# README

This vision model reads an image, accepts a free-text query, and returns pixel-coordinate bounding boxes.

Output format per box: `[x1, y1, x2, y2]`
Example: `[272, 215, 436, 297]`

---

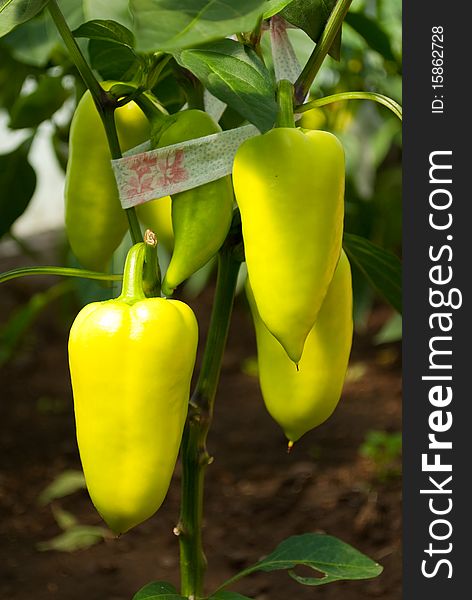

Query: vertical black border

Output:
[404, 2, 471, 597]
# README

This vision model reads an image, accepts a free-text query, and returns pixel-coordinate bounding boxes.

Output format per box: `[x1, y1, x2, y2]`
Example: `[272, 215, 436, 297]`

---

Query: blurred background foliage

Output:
[0, 0, 402, 363]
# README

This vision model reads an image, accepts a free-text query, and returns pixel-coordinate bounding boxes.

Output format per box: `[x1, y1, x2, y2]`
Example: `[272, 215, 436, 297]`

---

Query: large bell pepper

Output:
[68, 242, 198, 534]
[247, 251, 353, 443]
[233, 128, 345, 363]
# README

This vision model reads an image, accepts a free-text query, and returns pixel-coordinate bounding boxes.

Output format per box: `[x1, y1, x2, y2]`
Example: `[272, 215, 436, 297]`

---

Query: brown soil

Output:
[0, 237, 401, 600]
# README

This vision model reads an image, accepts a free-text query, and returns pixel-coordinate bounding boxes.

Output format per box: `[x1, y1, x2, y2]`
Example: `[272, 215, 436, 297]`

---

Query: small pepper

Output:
[150, 109, 234, 296]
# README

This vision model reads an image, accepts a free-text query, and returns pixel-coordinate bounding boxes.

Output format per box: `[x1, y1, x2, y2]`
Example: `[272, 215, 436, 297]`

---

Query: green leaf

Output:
[281, 0, 341, 60]
[9, 75, 69, 129]
[345, 12, 396, 62]
[215, 534, 382, 590]
[264, 0, 295, 18]
[175, 39, 277, 132]
[88, 39, 141, 81]
[73, 19, 135, 48]
[343, 233, 402, 314]
[0, 139, 36, 238]
[2, 11, 58, 65]
[0, 0, 48, 37]
[37, 525, 109, 552]
[374, 312, 402, 345]
[0, 47, 29, 111]
[51, 506, 79, 530]
[132, 581, 186, 600]
[210, 593, 254, 600]
[2, 0, 85, 66]
[130, 0, 267, 52]
[38, 470, 86, 506]
[82, 0, 132, 28]
[74, 19, 140, 80]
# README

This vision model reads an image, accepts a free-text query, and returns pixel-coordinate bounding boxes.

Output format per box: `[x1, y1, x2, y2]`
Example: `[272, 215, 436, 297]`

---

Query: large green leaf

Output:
[130, 0, 267, 52]
[132, 581, 186, 600]
[343, 233, 402, 314]
[345, 11, 396, 62]
[73, 19, 140, 80]
[214, 534, 383, 591]
[0, 47, 29, 111]
[9, 75, 69, 129]
[281, 0, 341, 60]
[73, 19, 135, 48]
[175, 39, 277, 132]
[88, 39, 141, 81]
[264, 0, 295, 18]
[2, 0, 85, 66]
[0, 0, 48, 37]
[82, 0, 132, 28]
[0, 139, 36, 238]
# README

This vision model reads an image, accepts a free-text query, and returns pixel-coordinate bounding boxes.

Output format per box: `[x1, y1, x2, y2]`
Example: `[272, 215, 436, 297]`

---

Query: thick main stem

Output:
[47, 0, 142, 245]
[99, 100, 142, 245]
[47, 0, 103, 100]
[179, 247, 241, 599]
[294, 0, 353, 103]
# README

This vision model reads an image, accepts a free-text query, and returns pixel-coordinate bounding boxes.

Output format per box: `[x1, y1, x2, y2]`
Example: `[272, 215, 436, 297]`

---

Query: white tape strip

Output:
[270, 16, 302, 84]
[204, 89, 227, 123]
[112, 124, 260, 208]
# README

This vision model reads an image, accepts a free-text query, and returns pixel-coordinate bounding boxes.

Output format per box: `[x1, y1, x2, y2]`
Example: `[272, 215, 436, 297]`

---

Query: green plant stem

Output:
[118, 243, 146, 302]
[178, 246, 241, 599]
[294, 0, 353, 103]
[134, 92, 170, 128]
[47, 0, 142, 245]
[275, 80, 295, 128]
[296, 92, 403, 121]
[0, 267, 122, 285]
[47, 0, 103, 101]
[98, 101, 142, 245]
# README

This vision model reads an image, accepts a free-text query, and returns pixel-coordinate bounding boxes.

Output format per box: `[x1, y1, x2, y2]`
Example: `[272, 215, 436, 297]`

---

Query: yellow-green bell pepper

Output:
[234, 128, 345, 363]
[247, 251, 353, 443]
[68, 242, 198, 534]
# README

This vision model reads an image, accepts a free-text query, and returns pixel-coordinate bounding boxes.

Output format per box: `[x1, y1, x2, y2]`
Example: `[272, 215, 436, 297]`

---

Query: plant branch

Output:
[47, 0, 103, 102]
[296, 92, 403, 121]
[178, 241, 241, 599]
[0, 266, 122, 285]
[47, 0, 142, 244]
[294, 0, 353, 103]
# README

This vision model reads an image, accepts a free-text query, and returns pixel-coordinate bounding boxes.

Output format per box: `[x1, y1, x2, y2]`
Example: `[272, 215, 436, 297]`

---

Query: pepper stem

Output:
[143, 229, 161, 298]
[118, 243, 147, 303]
[275, 80, 296, 128]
